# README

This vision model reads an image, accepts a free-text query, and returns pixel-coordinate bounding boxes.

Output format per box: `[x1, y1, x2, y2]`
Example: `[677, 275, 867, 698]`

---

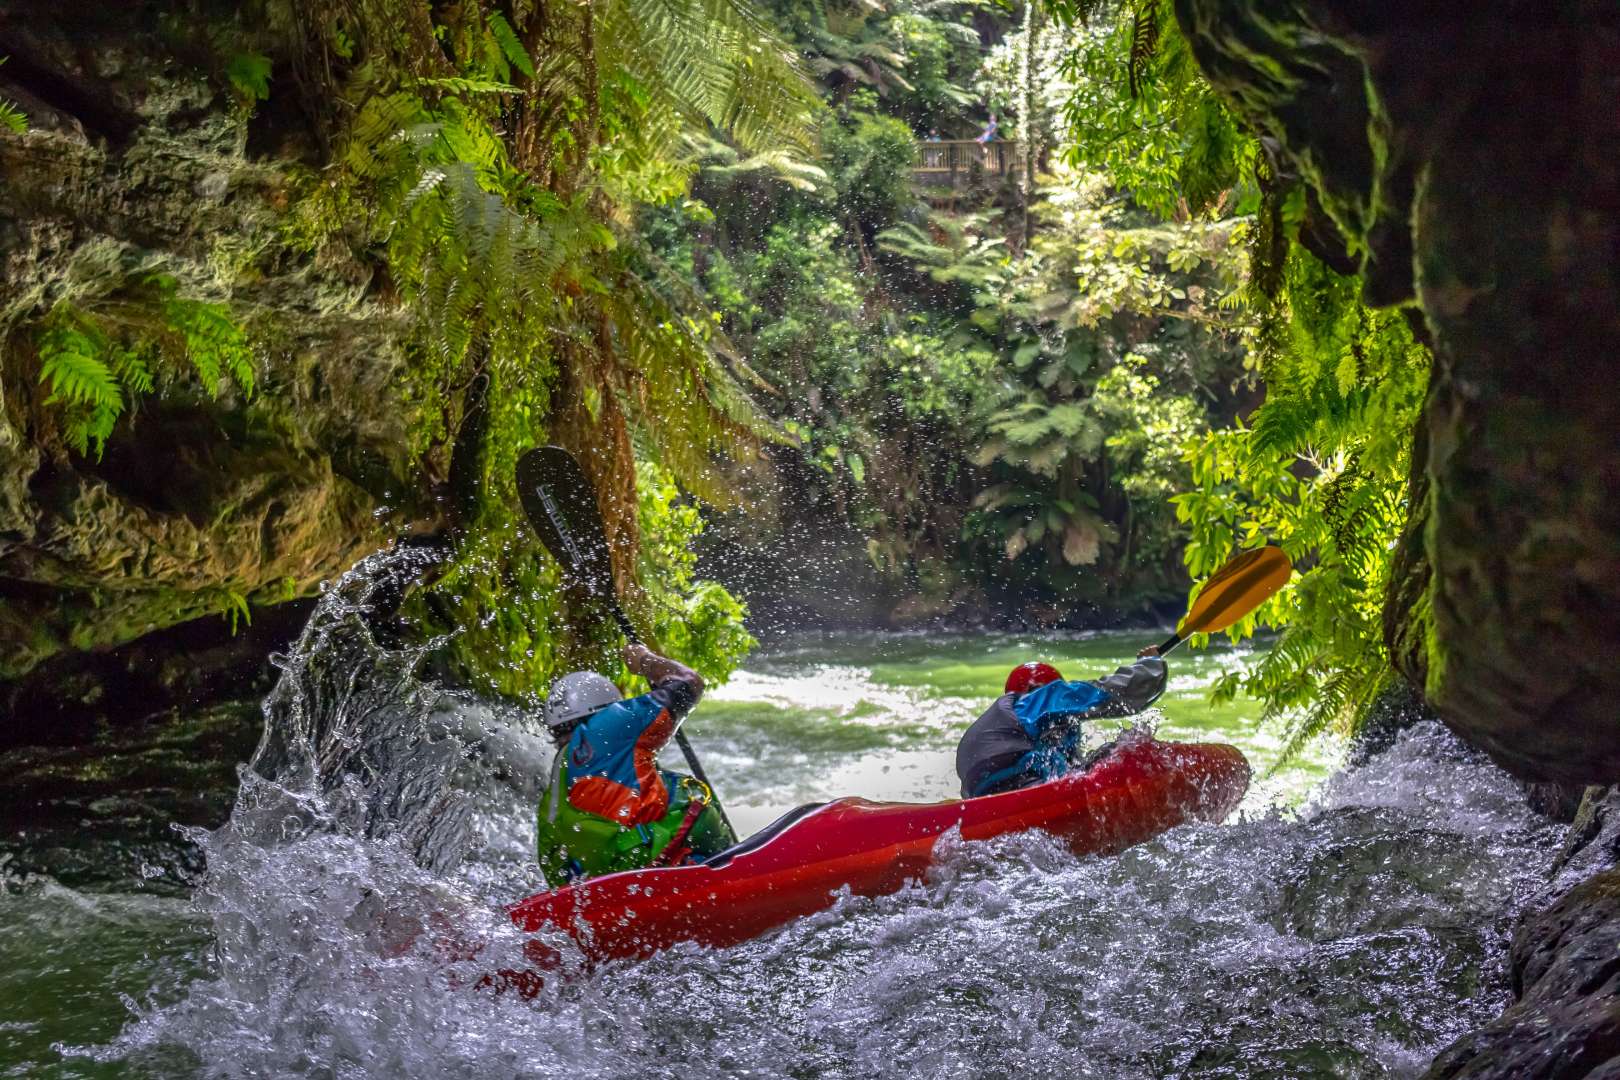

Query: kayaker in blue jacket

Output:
[534, 644, 734, 884]
[955, 647, 1168, 798]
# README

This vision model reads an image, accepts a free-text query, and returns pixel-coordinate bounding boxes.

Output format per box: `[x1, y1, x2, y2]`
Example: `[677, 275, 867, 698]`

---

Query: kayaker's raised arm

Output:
[625, 643, 705, 706]
[1091, 655, 1167, 716]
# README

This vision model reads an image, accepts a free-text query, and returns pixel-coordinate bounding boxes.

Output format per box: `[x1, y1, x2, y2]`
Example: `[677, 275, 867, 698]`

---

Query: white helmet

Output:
[543, 671, 621, 733]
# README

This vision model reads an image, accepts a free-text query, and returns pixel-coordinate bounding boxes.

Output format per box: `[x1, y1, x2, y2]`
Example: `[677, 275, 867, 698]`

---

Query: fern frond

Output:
[1128, 1, 1161, 98]
[486, 13, 536, 80]
[114, 344, 156, 396]
[39, 332, 121, 411]
[0, 98, 25, 134]
[415, 75, 520, 96]
[0, 57, 25, 133]
[160, 296, 256, 398]
[596, 0, 819, 156]
[37, 310, 124, 458]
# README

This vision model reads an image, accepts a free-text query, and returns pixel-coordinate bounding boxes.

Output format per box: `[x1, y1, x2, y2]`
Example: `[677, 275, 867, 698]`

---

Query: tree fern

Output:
[270, 0, 825, 690]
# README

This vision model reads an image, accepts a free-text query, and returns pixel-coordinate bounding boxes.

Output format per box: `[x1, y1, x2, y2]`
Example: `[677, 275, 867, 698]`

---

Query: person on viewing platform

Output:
[955, 647, 1167, 798]
[534, 643, 734, 884]
[976, 114, 998, 144]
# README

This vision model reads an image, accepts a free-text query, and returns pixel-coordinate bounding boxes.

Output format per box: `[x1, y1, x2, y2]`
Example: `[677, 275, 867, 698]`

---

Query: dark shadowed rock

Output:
[1548, 787, 1620, 895]
[1420, 787, 1620, 1079]
[1422, 866, 1620, 1080]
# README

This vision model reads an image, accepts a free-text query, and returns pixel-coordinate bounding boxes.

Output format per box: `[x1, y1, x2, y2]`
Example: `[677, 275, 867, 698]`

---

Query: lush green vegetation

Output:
[244, 0, 819, 694]
[10, 0, 1427, 749]
[1042, 2, 1429, 752]
[644, 0, 1427, 751]
[646, 0, 1251, 619]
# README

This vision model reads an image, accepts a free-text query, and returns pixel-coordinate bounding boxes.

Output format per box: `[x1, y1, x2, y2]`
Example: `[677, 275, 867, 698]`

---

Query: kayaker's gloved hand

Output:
[1137, 645, 1161, 658]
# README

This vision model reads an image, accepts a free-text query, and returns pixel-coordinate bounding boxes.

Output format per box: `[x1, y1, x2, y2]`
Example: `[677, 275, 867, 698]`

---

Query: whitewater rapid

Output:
[38, 552, 1561, 1078]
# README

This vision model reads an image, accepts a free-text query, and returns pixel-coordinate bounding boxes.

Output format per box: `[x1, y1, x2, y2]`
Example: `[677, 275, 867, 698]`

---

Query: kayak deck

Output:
[503, 737, 1250, 967]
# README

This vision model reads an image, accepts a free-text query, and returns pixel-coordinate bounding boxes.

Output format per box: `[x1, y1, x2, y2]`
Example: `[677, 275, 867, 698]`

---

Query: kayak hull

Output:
[506, 737, 1249, 965]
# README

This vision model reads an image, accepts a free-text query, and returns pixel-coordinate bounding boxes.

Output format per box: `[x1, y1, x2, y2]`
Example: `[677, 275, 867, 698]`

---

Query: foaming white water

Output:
[64, 555, 1563, 1078]
[709, 665, 979, 732]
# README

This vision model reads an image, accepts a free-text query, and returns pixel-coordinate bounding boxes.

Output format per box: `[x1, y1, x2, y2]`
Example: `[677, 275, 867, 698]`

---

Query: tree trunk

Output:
[1019, 0, 1040, 251]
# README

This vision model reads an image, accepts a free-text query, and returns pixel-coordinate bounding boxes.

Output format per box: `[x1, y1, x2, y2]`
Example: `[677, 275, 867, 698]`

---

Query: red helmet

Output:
[1005, 662, 1063, 695]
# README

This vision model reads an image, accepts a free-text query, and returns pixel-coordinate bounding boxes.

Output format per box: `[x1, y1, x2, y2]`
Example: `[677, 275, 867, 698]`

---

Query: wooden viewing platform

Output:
[914, 139, 1018, 188]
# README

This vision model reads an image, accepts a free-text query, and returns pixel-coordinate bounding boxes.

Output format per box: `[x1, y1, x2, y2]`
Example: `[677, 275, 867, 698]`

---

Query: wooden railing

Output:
[914, 139, 1019, 187]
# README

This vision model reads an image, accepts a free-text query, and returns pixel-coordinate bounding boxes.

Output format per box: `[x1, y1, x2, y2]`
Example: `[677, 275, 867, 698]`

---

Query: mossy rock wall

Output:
[1175, 0, 1620, 785]
[0, 4, 445, 705]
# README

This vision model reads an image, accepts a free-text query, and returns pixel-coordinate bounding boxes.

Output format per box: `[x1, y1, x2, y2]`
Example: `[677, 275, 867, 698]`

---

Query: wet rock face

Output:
[0, 4, 442, 694]
[1423, 865, 1620, 1079]
[1175, 1, 1620, 783]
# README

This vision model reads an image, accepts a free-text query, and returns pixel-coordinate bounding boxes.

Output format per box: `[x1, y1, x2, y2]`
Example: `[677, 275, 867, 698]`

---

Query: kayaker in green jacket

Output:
[534, 644, 735, 885]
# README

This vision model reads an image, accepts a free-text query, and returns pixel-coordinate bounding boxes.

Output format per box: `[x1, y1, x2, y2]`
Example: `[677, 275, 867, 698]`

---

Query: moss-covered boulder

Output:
[1174, 1, 1620, 784]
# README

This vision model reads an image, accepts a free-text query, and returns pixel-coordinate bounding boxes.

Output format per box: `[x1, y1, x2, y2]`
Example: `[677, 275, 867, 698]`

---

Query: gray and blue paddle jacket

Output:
[954, 658, 1168, 799]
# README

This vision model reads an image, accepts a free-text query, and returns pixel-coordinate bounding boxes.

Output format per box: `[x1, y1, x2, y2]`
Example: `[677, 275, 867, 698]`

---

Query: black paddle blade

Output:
[515, 446, 616, 599]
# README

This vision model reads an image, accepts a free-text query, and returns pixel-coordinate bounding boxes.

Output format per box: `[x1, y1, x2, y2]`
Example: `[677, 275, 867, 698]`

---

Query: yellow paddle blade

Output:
[1179, 545, 1293, 636]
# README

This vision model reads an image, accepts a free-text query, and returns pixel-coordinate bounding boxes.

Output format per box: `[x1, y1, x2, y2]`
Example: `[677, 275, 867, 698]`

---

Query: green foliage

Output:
[773, 0, 985, 132]
[820, 105, 918, 233]
[634, 461, 757, 686]
[972, 12, 1070, 151]
[971, 480, 1116, 566]
[1054, 185, 1246, 327]
[485, 13, 535, 80]
[888, 9, 979, 120]
[37, 308, 126, 458]
[281, 0, 813, 693]
[35, 289, 255, 458]
[225, 52, 272, 104]
[1033, 0, 1434, 752]
[0, 57, 27, 133]
[215, 588, 253, 634]
[1051, 6, 1254, 218]
[415, 461, 755, 700]
[152, 277, 258, 397]
[307, 0, 814, 483]
[659, 142, 1240, 606]
[1173, 245, 1429, 759]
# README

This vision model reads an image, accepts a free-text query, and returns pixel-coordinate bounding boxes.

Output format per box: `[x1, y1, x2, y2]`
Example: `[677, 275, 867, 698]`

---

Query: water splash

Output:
[55, 559, 1563, 1077]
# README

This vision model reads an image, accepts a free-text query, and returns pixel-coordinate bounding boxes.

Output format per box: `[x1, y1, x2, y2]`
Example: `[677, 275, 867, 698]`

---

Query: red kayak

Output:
[503, 737, 1249, 969]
